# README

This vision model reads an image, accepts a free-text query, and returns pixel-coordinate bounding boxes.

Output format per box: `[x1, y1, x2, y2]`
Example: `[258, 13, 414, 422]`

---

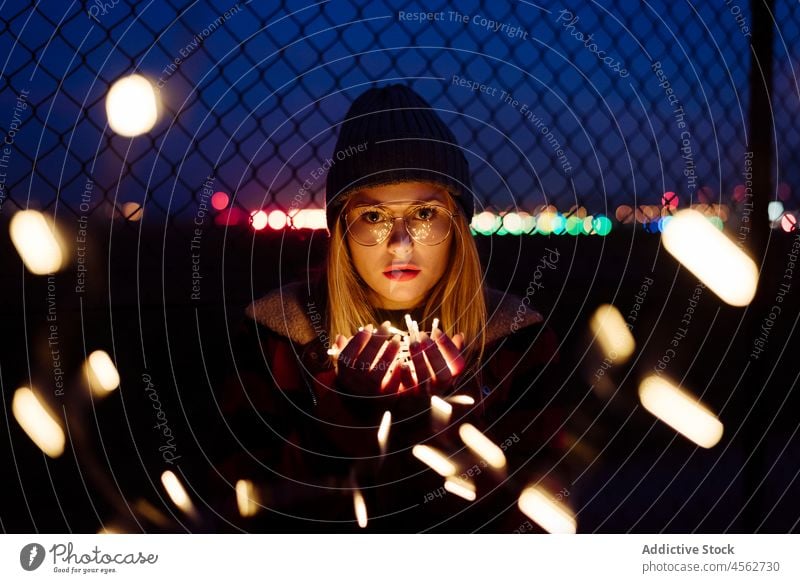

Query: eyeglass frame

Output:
[342, 200, 458, 247]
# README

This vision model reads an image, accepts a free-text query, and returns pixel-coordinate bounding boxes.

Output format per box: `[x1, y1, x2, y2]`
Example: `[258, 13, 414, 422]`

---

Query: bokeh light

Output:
[781, 213, 797, 232]
[12, 387, 65, 458]
[638, 376, 724, 448]
[9, 210, 65, 275]
[211, 192, 230, 210]
[592, 215, 612, 236]
[106, 75, 158, 137]
[661, 191, 679, 209]
[662, 209, 758, 306]
[268, 210, 287, 230]
[121, 202, 143, 221]
[250, 210, 268, 231]
[768, 201, 784, 222]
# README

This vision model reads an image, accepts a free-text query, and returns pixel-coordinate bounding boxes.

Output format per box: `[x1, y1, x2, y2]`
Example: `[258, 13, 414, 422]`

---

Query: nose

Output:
[386, 217, 413, 254]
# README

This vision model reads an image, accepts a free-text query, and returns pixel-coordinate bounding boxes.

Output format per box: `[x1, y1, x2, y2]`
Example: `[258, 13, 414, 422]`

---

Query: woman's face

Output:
[344, 182, 453, 310]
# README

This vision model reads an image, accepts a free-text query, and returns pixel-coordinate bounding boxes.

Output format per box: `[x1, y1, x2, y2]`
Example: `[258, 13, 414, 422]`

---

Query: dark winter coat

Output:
[211, 282, 562, 531]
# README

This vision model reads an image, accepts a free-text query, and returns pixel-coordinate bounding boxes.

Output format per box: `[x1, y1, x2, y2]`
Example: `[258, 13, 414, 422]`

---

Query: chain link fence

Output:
[1, 0, 795, 235]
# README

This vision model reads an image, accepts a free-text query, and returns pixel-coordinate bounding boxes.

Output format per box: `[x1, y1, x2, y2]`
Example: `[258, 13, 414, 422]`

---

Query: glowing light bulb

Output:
[12, 387, 65, 458]
[458, 423, 506, 469]
[235, 479, 259, 517]
[106, 75, 158, 137]
[86, 350, 120, 394]
[161, 471, 196, 516]
[589, 304, 635, 361]
[518, 485, 577, 534]
[638, 375, 724, 448]
[9, 210, 65, 275]
[662, 209, 758, 306]
[445, 476, 476, 501]
[377, 410, 391, 454]
[353, 489, 368, 528]
[412, 444, 457, 477]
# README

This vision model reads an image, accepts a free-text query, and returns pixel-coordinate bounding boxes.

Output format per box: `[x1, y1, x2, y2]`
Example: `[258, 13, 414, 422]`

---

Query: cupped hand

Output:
[333, 324, 466, 396]
[407, 328, 465, 395]
[333, 322, 402, 396]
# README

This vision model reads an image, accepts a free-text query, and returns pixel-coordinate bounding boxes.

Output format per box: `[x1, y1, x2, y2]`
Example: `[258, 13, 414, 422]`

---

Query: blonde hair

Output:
[325, 187, 487, 368]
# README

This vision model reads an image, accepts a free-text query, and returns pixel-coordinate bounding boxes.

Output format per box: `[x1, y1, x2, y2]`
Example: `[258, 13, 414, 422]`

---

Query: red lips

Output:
[383, 263, 421, 282]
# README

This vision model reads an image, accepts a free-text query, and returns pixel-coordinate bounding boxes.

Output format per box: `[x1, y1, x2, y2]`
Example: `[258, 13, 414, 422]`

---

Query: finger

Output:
[357, 325, 391, 369]
[380, 359, 403, 393]
[409, 339, 432, 389]
[338, 327, 372, 365]
[422, 335, 452, 387]
[399, 362, 416, 392]
[432, 329, 466, 375]
[374, 335, 401, 373]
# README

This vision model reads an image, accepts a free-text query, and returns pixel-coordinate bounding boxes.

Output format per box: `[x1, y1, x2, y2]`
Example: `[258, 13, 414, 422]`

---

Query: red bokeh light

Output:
[781, 213, 797, 233]
[211, 191, 229, 210]
[661, 191, 679, 209]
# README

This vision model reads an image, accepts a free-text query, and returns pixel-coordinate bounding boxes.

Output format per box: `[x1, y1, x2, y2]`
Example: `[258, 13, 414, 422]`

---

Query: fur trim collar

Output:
[246, 281, 542, 346]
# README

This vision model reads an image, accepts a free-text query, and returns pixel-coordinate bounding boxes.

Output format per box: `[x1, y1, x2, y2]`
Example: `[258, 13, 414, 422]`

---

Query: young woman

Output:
[211, 84, 561, 531]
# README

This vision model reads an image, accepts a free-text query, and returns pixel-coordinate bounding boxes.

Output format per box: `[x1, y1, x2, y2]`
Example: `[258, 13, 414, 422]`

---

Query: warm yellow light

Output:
[458, 423, 506, 469]
[430, 395, 453, 424]
[638, 375, 724, 448]
[589, 304, 636, 361]
[444, 476, 476, 501]
[447, 394, 475, 406]
[377, 410, 391, 454]
[353, 489, 368, 528]
[86, 350, 120, 394]
[412, 444, 457, 477]
[12, 387, 65, 458]
[9, 210, 64, 275]
[120, 202, 143, 221]
[518, 485, 577, 534]
[235, 479, 259, 517]
[106, 75, 158, 137]
[662, 209, 758, 306]
[161, 471, 196, 516]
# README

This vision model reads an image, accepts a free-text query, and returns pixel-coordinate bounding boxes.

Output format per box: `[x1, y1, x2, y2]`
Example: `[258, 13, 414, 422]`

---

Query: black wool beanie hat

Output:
[325, 84, 474, 231]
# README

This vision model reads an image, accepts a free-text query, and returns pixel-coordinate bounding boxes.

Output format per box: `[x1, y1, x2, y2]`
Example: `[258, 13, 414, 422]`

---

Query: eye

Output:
[362, 210, 384, 224]
[413, 205, 438, 221]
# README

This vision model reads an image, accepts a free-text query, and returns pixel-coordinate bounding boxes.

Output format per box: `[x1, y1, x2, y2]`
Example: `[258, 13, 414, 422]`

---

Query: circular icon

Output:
[20, 543, 46, 571]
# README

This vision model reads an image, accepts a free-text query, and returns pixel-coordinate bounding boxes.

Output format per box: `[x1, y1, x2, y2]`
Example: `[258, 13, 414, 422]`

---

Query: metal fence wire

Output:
[0, 0, 797, 235]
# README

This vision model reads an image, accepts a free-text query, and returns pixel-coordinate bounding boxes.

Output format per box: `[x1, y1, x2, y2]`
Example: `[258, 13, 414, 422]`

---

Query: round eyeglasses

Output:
[344, 202, 456, 246]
